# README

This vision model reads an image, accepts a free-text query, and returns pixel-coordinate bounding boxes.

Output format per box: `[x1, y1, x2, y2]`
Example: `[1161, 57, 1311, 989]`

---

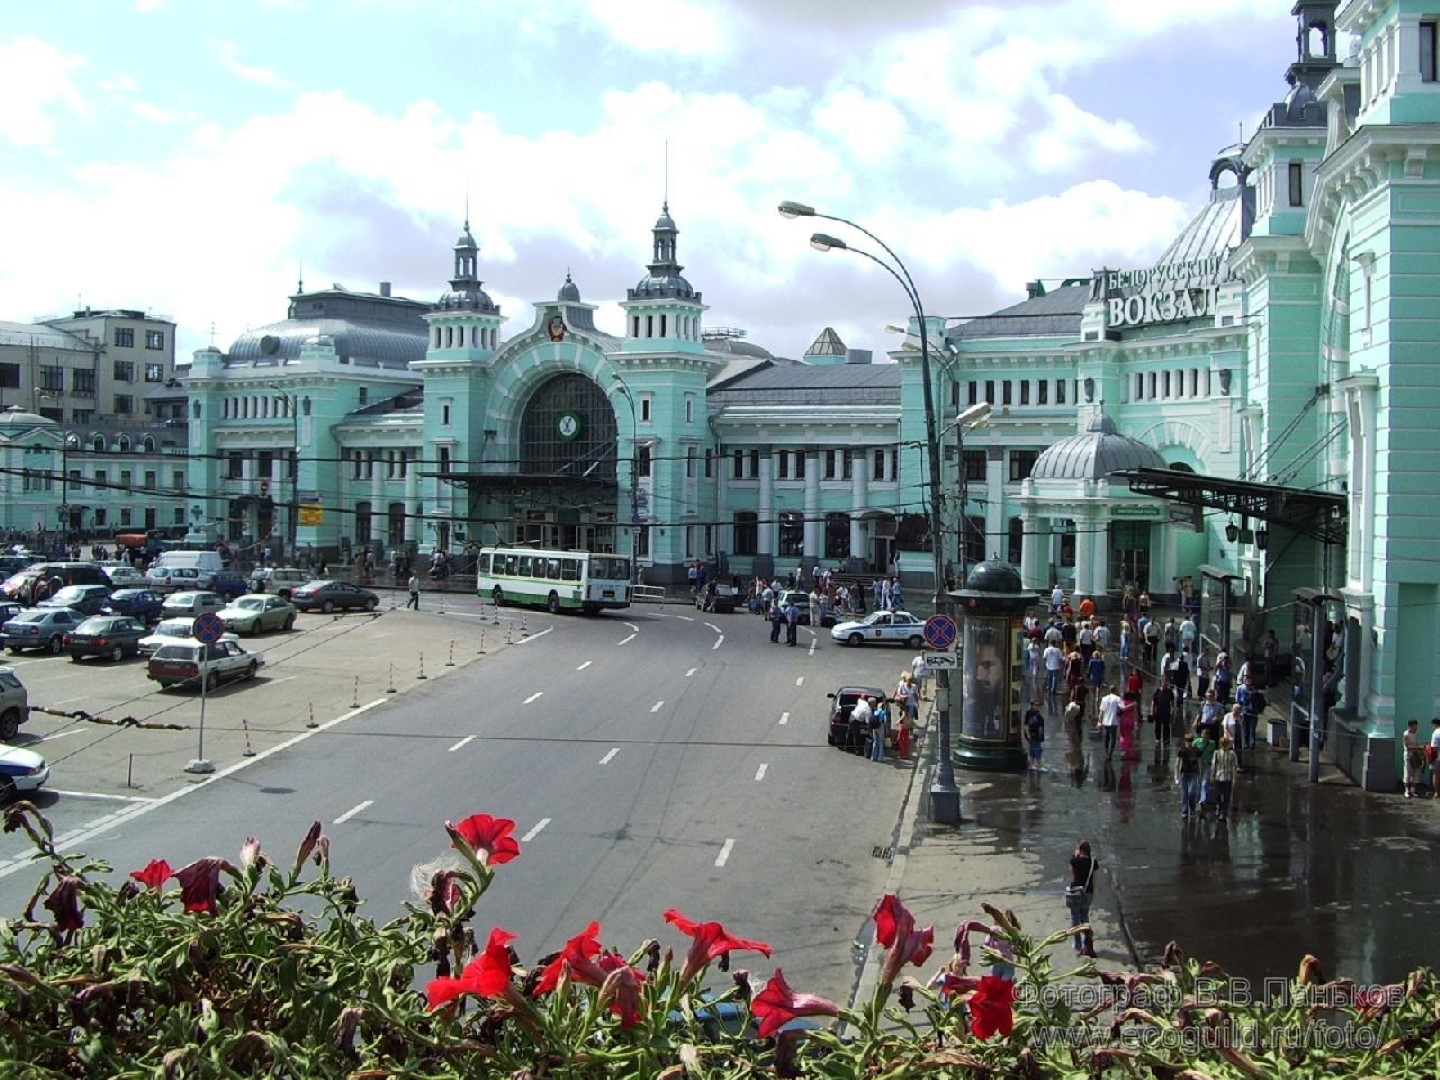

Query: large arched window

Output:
[519, 374, 618, 480]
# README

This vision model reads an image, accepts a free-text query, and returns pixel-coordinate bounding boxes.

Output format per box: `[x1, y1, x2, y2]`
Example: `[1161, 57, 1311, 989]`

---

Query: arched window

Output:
[518, 373, 619, 481]
[116, 434, 131, 452]
[91, 434, 105, 453]
[143, 435, 156, 452]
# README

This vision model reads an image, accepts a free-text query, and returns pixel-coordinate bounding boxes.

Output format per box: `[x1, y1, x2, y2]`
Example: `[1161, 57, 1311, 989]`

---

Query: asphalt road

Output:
[0, 598, 917, 1004]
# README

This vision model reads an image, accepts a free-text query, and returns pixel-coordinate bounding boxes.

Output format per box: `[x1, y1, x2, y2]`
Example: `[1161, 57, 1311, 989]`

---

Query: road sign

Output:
[924, 651, 958, 670]
[299, 505, 324, 526]
[192, 612, 225, 645]
[923, 614, 958, 650]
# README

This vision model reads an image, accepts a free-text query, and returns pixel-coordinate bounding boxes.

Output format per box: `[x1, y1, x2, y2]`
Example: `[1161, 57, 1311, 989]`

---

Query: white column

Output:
[1019, 509, 1042, 590]
[984, 450, 1003, 563]
[370, 464, 383, 548]
[803, 452, 819, 560]
[715, 448, 729, 556]
[404, 451, 419, 546]
[758, 450, 775, 558]
[849, 457, 867, 561]
[1092, 514, 1111, 596]
[1073, 504, 1095, 598]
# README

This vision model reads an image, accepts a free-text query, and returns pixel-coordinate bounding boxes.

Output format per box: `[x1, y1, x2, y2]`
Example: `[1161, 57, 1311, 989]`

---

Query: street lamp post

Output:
[267, 384, 299, 562]
[610, 374, 640, 580]
[779, 200, 962, 825]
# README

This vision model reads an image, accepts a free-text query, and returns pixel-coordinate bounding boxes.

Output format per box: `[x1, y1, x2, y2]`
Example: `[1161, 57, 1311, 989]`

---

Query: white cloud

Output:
[584, 0, 733, 56]
[98, 72, 139, 93]
[210, 39, 293, 90]
[1027, 94, 1148, 173]
[0, 37, 87, 147]
[812, 86, 909, 166]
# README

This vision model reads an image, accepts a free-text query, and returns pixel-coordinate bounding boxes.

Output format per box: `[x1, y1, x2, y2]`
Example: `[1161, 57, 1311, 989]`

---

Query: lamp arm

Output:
[816, 212, 925, 324]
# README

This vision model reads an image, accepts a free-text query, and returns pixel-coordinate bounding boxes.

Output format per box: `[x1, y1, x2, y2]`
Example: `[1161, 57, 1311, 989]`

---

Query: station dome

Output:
[1031, 412, 1166, 481]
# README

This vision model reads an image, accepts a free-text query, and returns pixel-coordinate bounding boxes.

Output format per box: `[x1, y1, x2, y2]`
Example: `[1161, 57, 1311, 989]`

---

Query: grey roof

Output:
[347, 387, 424, 418]
[948, 285, 1088, 342]
[708, 362, 900, 407]
[557, 274, 581, 303]
[1031, 411, 1166, 481]
[226, 287, 429, 370]
[0, 321, 96, 352]
[0, 407, 57, 431]
[1156, 183, 1243, 267]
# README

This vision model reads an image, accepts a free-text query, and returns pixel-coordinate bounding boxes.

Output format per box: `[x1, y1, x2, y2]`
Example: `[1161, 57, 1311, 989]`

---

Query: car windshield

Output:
[10, 612, 48, 624]
[152, 619, 195, 637]
[233, 598, 264, 611]
[76, 618, 115, 632]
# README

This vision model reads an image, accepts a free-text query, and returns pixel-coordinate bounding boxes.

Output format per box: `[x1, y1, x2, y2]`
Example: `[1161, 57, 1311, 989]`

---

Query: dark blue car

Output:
[103, 588, 167, 622]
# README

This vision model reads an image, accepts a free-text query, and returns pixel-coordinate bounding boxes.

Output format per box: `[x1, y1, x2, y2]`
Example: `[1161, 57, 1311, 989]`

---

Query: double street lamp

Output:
[267, 383, 300, 560]
[778, 199, 962, 825]
[610, 373, 641, 580]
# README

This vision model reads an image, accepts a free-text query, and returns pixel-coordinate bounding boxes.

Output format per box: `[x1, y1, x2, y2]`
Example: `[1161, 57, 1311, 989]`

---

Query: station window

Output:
[1288, 161, 1304, 207]
[1423, 21, 1438, 82]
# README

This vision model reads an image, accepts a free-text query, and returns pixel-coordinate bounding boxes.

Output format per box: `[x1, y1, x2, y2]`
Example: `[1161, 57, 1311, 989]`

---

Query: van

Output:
[1, 562, 110, 604]
[152, 551, 224, 576]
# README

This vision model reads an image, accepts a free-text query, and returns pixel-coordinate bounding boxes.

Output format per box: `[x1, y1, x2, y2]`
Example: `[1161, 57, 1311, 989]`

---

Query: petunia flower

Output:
[42, 875, 83, 932]
[873, 894, 934, 988]
[445, 814, 520, 867]
[663, 909, 773, 984]
[239, 836, 265, 873]
[597, 961, 647, 1030]
[952, 919, 995, 970]
[966, 974, 1015, 1039]
[129, 859, 173, 891]
[535, 921, 608, 994]
[750, 969, 840, 1038]
[292, 821, 323, 876]
[426, 927, 518, 1010]
[173, 857, 231, 914]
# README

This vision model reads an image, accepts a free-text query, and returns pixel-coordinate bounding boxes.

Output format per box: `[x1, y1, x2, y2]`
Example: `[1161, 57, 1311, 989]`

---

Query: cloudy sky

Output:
[1, 0, 1311, 362]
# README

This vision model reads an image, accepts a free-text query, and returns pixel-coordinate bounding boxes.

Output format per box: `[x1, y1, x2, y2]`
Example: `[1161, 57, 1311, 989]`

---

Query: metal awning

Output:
[1112, 468, 1347, 546]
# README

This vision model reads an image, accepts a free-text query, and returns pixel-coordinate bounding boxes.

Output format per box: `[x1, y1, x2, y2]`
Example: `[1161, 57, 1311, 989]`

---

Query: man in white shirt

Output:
[1043, 643, 1065, 697]
[1098, 684, 1124, 757]
[849, 695, 874, 755]
[911, 653, 931, 700]
[1051, 584, 1064, 614]
[1179, 616, 1197, 654]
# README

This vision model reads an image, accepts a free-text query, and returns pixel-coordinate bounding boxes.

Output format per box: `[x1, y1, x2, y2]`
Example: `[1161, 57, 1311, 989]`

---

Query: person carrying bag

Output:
[1064, 840, 1098, 957]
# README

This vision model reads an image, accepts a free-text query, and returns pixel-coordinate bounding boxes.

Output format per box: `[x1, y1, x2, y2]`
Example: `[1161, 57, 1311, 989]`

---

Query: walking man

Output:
[1097, 684, 1123, 757]
[406, 573, 420, 610]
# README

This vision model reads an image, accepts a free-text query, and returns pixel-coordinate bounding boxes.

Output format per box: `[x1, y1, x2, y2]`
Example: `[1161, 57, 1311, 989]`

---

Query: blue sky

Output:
[1, 0, 1308, 361]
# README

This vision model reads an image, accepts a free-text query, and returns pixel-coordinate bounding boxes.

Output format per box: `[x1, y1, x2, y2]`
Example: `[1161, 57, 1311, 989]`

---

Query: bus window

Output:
[546, 558, 560, 579]
[504, 555, 518, 576]
[560, 559, 580, 581]
[518, 556, 532, 577]
[476, 554, 490, 575]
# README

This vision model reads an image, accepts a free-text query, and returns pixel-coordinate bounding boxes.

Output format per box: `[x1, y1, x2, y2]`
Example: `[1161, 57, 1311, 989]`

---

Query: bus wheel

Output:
[492, 587, 504, 607]
[547, 591, 560, 614]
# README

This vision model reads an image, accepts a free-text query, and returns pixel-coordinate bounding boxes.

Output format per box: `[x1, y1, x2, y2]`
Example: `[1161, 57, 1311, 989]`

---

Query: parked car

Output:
[209, 570, 250, 600]
[103, 588, 167, 622]
[218, 594, 297, 635]
[160, 591, 226, 619]
[99, 564, 148, 588]
[37, 584, 113, 617]
[2, 609, 82, 655]
[138, 618, 238, 658]
[64, 615, 149, 663]
[0, 602, 23, 625]
[0, 555, 36, 578]
[1, 562, 109, 604]
[144, 565, 205, 592]
[147, 639, 264, 691]
[248, 567, 311, 599]
[0, 667, 30, 740]
[290, 580, 379, 613]
[0, 744, 49, 801]
[830, 610, 927, 648]
[696, 583, 739, 614]
[826, 685, 892, 752]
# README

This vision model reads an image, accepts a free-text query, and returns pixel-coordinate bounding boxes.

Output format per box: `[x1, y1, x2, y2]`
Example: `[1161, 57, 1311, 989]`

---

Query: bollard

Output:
[445, 640, 455, 666]
[386, 664, 397, 694]
[306, 702, 319, 729]
[477, 629, 486, 655]
[520, 613, 529, 636]
[242, 716, 256, 757]
[491, 600, 500, 625]
[351, 677, 360, 709]
[438, 590, 446, 616]
[128, 753, 134, 789]
[417, 653, 427, 680]
[505, 624, 513, 645]
[388, 591, 397, 611]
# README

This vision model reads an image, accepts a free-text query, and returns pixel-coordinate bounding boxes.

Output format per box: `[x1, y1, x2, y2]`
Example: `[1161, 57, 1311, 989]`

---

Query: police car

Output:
[830, 610, 927, 647]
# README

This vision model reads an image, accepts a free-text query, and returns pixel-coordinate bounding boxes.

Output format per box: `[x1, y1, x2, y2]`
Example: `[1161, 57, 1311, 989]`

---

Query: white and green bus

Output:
[476, 547, 631, 614]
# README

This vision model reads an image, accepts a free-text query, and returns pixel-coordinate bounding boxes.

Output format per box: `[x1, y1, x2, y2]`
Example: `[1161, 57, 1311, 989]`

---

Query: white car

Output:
[830, 610, 928, 648]
[139, 617, 238, 657]
[160, 590, 226, 619]
[0, 744, 50, 801]
[100, 564, 147, 588]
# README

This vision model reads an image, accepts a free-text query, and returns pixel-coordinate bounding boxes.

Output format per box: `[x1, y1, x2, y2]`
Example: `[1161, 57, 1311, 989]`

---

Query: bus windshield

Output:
[588, 556, 630, 581]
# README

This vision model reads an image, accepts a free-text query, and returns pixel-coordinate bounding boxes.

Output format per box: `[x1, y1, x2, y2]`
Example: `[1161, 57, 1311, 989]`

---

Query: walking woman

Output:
[1065, 840, 1098, 957]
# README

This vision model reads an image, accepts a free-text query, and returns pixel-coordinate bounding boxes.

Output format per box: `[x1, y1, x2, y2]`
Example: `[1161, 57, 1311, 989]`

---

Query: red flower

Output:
[446, 814, 520, 865]
[129, 859, 173, 891]
[43, 876, 83, 932]
[535, 921, 608, 994]
[751, 969, 840, 1038]
[968, 974, 1015, 1039]
[426, 927, 518, 1010]
[664, 909, 773, 984]
[173, 857, 229, 914]
[873, 894, 934, 987]
[597, 961, 647, 1030]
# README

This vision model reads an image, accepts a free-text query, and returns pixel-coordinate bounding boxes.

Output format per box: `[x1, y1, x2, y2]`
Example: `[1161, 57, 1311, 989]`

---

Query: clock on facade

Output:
[557, 411, 582, 441]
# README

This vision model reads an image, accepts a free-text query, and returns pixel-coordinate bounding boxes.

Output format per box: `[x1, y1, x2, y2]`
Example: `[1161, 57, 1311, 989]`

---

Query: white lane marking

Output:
[795, 676, 804, 687]
[779, 711, 789, 726]
[624, 623, 639, 632]
[41, 729, 86, 742]
[684, 667, 697, 678]
[43, 695, 102, 708]
[617, 634, 637, 646]
[715, 838, 735, 868]
[521, 818, 550, 843]
[0, 697, 390, 881]
[808, 638, 817, 656]
[512, 626, 554, 647]
[577, 660, 592, 671]
[333, 799, 373, 825]
[448, 736, 475, 753]
[524, 692, 543, 705]
[712, 635, 724, 650]
[705, 623, 720, 633]
[755, 764, 768, 782]
[266, 675, 298, 686]
[675, 615, 694, 623]
[650, 701, 664, 713]
[599, 748, 619, 765]
[50, 789, 154, 803]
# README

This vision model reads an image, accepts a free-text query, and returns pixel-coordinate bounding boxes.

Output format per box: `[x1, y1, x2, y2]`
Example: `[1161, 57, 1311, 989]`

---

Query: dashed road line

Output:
[650, 701, 664, 713]
[49, 789, 154, 803]
[448, 736, 475, 753]
[624, 623, 639, 632]
[599, 748, 619, 765]
[577, 660, 592, 671]
[795, 676, 804, 687]
[715, 838, 735, 868]
[712, 635, 724, 650]
[755, 764, 768, 782]
[524, 692, 543, 704]
[521, 818, 550, 843]
[333, 800, 373, 825]
[674, 615, 694, 623]
[684, 667, 697, 677]
[808, 639, 817, 656]
[41, 729, 86, 742]
[704, 623, 720, 633]
[617, 634, 637, 646]
[779, 711, 789, 726]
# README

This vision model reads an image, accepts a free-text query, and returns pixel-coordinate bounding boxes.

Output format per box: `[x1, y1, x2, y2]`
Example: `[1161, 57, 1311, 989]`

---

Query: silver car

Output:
[2, 608, 82, 655]
[160, 591, 226, 619]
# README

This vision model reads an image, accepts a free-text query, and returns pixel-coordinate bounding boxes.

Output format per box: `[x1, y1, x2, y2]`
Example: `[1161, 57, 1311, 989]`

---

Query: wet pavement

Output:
[962, 703, 1440, 985]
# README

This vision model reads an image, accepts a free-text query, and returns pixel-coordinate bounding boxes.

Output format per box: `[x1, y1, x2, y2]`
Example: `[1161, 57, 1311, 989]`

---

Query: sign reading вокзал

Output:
[1098, 253, 1235, 330]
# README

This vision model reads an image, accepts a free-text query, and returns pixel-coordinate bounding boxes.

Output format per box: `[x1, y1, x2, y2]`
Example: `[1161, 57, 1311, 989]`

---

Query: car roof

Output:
[836, 685, 889, 696]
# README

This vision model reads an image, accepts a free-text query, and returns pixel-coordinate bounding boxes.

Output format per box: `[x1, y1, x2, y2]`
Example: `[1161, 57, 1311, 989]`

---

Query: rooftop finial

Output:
[464, 185, 470, 232]
[663, 139, 669, 210]
[297, 260, 304, 294]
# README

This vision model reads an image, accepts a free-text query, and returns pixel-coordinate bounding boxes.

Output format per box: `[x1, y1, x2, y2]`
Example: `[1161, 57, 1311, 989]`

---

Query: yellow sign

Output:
[299, 505, 324, 526]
